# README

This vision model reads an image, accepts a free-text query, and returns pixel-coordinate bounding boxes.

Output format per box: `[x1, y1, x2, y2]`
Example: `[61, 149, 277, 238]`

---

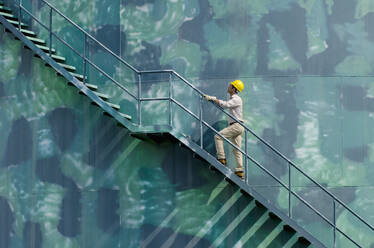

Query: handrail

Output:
[10, 0, 374, 246]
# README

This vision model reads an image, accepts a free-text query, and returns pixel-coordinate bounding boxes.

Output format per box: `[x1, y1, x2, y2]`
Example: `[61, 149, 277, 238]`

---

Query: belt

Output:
[229, 121, 243, 126]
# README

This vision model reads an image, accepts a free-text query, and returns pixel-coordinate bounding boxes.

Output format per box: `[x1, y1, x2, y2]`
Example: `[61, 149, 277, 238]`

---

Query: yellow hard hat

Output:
[230, 80, 244, 92]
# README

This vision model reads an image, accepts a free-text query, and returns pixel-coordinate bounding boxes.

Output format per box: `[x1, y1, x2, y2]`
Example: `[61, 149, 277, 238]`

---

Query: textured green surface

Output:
[1, 0, 374, 247]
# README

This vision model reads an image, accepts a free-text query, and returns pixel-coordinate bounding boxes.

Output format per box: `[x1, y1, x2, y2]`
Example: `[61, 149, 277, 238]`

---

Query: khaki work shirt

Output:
[218, 94, 243, 125]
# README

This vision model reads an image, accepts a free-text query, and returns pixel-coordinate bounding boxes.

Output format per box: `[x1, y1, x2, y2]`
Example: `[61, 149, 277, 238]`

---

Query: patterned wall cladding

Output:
[2, 0, 374, 246]
[0, 26, 303, 247]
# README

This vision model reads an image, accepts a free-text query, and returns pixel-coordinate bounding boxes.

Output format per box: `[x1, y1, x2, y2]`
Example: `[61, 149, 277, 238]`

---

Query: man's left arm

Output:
[215, 97, 240, 108]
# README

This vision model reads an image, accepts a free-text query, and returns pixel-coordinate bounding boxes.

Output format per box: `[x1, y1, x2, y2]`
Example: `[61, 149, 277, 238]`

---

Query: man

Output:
[204, 80, 245, 180]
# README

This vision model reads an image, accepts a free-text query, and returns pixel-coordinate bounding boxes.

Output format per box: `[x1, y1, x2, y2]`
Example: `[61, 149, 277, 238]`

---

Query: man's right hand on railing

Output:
[203, 94, 217, 102]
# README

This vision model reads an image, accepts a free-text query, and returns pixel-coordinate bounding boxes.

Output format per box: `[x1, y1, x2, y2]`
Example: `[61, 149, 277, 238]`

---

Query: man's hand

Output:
[203, 94, 217, 102]
[214, 98, 220, 105]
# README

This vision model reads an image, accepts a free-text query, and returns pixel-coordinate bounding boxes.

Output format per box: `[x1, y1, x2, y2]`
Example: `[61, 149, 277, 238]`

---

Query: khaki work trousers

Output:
[214, 123, 245, 172]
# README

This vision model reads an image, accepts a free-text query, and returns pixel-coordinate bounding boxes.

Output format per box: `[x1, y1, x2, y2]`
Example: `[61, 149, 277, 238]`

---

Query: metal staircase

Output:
[0, 0, 373, 247]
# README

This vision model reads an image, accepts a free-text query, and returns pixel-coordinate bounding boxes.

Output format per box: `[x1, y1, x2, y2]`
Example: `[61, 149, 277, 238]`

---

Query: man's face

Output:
[227, 84, 235, 94]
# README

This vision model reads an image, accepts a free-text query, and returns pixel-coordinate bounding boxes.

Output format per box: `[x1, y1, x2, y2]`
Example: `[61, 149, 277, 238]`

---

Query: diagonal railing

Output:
[4, 0, 374, 247]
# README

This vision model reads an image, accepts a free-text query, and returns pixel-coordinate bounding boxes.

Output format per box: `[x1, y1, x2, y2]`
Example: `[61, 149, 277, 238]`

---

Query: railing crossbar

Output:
[171, 98, 200, 121]
[336, 226, 362, 248]
[140, 97, 169, 102]
[19, 6, 49, 31]
[51, 31, 83, 58]
[292, 192, 362, 247]
[85, 57, 137, 100]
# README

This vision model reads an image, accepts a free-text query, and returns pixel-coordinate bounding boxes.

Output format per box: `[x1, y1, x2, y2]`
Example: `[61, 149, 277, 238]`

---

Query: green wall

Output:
[1, 0, 374, 247]
[0, 28, 306, 248]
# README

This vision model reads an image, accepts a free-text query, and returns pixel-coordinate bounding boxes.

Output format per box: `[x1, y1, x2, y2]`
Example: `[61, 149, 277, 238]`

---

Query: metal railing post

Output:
[138, 73, 142, 125]
[18, 0, 22, 30]
[49, 7, 52, 57]
[199, 95, 203, 148]
[244, 130, 248, 183]
[83, 33, 87, 84]
[333, 200, 336, 248]
[169, 72, 172, 127]
[289, 162, 292, 218]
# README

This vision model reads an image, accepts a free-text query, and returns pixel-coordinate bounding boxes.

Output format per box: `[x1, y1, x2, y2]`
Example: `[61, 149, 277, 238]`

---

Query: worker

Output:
[204, 80, 245, 180]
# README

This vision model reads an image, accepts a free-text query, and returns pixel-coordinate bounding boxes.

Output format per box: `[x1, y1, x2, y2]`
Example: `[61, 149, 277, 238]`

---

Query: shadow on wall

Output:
[0, 197, 14, 248]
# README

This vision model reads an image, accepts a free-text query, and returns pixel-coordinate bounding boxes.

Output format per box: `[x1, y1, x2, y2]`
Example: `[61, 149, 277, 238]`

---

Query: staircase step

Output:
[26, 36, 46, 45]
[0, 5, 12, 13]
[70, 72, 86, 81]
[85, 83, 98, 91]
[105, 101, 120, 110]
[119, 112, 132, 120]
[4, 28, 35, 40]
[51, 54, 66, 63]
[35, 44, 56, 53]
[20, 28, 36, 37]
[93, 91, 109, 100]
[74, 82, 98, 91]
[34, 53, 64, 62]
[91, 100, 120, 111]
[26, 35, 46, 45]
[67, 81, 98, 92]
[6, 19, 28, 28]
[57, 63, 76, 72]
[0, 11, 17, 21]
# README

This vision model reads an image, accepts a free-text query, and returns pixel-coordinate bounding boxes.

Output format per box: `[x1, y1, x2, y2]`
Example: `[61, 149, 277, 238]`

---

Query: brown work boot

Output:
[218, 158, 227, 166]
[235, 171, 244, 180]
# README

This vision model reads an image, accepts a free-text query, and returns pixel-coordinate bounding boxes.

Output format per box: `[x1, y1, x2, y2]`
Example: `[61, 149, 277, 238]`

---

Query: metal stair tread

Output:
[93, 91, 109, 100]
[85, 83, 98, 91]
[0, 5, 12, 13]
[51, 54, 66, 63]
[105, 101, 120, 110]
[35, 44, 56, 53]
[6, 19, 28, 28]
[0, 11, 17, 20]
[67, 81, 97, 92]
[119, 112, 132, 120]
[70, 72, 85, 80]
[20, 28, 36, 37]
[26, 36, 45, 45]
[57, 62, 75, 71]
